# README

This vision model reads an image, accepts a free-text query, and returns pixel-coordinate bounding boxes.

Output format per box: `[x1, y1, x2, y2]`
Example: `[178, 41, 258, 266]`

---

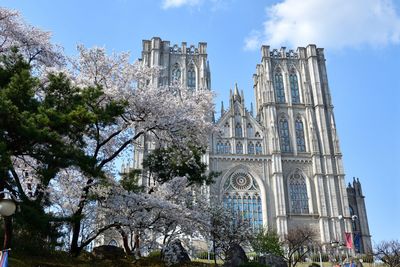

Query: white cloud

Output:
[161, 0, 227, 10]
[245, 0, 400, 49]
[162, 0, 203, 9]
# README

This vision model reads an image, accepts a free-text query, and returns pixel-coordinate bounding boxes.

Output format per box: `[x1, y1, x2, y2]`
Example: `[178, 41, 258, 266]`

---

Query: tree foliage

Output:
[250, 227, 284, 257]
[143, 145, 218, 186]
[374, 240, 400, 267]
[1, 6, 216, 256]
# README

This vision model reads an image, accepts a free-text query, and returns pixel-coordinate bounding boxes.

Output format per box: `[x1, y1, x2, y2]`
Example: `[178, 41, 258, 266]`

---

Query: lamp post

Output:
[338, 214, 358, 259]
[0, 191, 20, 250]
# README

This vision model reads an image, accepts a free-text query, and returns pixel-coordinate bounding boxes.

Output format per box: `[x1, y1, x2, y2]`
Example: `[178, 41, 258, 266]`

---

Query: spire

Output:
[250, 102, 254, 117]
[221, 101, 225, 116]
[233, 83, 242, 103]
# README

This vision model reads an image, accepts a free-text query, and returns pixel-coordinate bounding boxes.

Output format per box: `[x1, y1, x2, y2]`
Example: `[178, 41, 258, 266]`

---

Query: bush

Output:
[309, 263, 321, 267]
[148, 250, 162, 260]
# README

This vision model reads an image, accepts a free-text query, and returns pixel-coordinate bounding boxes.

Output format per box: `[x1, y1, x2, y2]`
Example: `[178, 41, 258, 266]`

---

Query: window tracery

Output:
[247, 123, 254, 137]
[223, 172, 263, 229]
[171, 63, 181, 83]
[187, 65, 196, 88]
[279, 118, 291, 152]
[295, 118, 306, 152]
[248, 142, 255, 154]
[288, 170, 309, 214]
[274, 69, 285, 103]
[235, 123, 243, 137]
[236, 142, 243, 154]
[290, 69, 300, 103]
[255, 142, 262, 155]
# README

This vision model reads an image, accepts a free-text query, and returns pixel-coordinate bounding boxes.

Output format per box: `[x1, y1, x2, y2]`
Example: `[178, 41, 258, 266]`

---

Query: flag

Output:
[354, 233, 361, 252]
[0, 250, 8, 267]
[345, 232, 353, 249]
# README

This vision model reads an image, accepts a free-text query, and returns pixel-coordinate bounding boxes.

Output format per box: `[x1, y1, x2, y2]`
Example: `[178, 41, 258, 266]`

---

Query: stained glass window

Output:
[187, 65, 196, 88]
[224, 141, 231, 154]
[236, 142, 243, 154]
[171, 63, 181, 83]
[290, 70, 300, 103]
[235, 123, 243, 137]
[295, 118, 306, 152]
[222, 172, 263, 230]
[248, 142, 255, 154]
[279, 118, 291, 152]
[289, 171, 309, 214]
[247, 123, 254, 137]
[255, 142, 262, 155]
[274, 70, 285, 103]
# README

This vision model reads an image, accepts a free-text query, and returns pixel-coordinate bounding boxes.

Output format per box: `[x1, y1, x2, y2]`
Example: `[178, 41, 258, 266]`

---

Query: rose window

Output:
[231, 174, 251, 190]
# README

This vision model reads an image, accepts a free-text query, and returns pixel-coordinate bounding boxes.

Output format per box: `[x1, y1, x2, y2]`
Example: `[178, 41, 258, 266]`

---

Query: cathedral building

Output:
[132, 37, 372, 254]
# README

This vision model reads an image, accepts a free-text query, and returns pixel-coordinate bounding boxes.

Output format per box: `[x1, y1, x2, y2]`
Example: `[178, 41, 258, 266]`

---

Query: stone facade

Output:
[132, 37, 372, 254]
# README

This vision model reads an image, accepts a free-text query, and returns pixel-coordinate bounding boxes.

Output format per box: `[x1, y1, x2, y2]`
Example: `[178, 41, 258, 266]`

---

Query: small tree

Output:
[374, 240, 400, 267]
[283, 226, 317, 267]
[251, 228, 284, 257]
[207, 205, 252, 265]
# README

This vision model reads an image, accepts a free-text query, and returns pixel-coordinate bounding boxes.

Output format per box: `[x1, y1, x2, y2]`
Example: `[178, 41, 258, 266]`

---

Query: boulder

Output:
[92, 245, 125, 260]
[162, 239, 191, 266]
[259, 254, 287, 267]
[223, 243, 248, 267]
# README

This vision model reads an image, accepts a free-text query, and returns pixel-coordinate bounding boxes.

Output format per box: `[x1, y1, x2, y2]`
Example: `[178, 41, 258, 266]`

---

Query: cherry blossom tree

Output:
[0, 7, 64, 69]
[1, 7, 215, 255]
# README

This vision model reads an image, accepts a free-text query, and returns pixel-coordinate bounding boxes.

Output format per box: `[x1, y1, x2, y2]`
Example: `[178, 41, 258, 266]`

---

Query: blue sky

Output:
[2, 0, 399, 244]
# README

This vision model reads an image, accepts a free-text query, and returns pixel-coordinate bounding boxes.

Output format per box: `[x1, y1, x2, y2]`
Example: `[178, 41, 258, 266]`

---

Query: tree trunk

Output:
[133, 231, 141, 258]
[70, 218, 82, 256]
[117, 226, 132, 255]
[70, 179, 92, 256]
[3, 216, 12, 249]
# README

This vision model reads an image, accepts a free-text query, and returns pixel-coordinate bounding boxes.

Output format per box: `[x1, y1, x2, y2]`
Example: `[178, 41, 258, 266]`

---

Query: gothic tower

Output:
[210, 45, 371, 253]
[132, 37, 212, 187]
[347, 178, 372, 253]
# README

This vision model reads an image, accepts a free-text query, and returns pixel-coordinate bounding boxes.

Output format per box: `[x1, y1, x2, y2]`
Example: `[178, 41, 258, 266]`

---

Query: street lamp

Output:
[0, 191, 19, 217]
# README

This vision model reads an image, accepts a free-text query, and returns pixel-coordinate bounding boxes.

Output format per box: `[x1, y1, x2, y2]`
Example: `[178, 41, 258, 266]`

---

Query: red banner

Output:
[345, 232, 353, 249]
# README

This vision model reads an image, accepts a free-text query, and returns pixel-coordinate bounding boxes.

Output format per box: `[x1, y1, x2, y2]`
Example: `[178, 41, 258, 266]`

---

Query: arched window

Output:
[279, 118, 291, 152]
[290, 69, 300, 103]
[289, 171, 309, 214]
[236, 142, 243, 154]
[224, 141, 231, 154]
[171, 63, 181, 83]
[187, 65, 196, 88]
[235, 123, 243, 137]
[255, 142, 262, 155]
[274, 70, 285, 103]
[295, 118, 306, 152]
[223, 172, 262, 229]
[217, 141, 224, 154]
[224, 122, 230, 136]
[349, 206, 357, 231]
[248, 142, 255, 154]
[247, 123, 254, 137]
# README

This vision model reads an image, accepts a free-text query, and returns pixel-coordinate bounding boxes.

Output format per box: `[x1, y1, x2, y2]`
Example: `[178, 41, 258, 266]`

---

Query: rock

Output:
[259, 254, 287, 267]
[162, 239, 191, 266]
[223, 243, 248, 267]
[92, 245, 125, 260]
